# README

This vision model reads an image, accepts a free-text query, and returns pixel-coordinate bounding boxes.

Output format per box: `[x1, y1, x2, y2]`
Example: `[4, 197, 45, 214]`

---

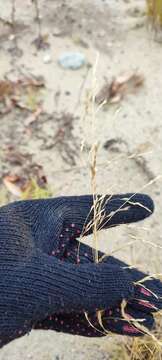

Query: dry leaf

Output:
[0, 76, 45, 114]
[0, 80, 14, 99]
[96, 73, 144, 105]
[3, 175, 23, 197]
[3, 170, 49, 199]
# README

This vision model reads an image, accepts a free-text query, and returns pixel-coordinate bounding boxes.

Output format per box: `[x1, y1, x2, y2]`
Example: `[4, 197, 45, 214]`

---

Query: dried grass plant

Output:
[146, 0, 162, 28]
[80, 55, 162, 359]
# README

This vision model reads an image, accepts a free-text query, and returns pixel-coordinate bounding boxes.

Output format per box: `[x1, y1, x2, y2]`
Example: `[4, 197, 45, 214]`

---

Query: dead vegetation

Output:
[95, 73, 144, 106]
[81, 55, 162, 359]
[2, 151, 51, 199]
[147, 0, 162, 28]
[0, 76, 44, 115]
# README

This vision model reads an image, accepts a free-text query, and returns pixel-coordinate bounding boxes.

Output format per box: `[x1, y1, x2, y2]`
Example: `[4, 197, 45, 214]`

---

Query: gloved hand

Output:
[0, 193, 158, 348]
[34, 231, 162, 338]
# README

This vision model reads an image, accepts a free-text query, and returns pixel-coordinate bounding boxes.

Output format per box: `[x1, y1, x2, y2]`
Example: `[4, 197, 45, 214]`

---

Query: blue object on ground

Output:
[58, 52, 86, 70]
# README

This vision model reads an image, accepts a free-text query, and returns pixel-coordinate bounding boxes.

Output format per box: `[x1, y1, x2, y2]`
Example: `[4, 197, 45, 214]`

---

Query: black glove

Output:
[0, 193, 156, 347]
[35, 234, 160, 338]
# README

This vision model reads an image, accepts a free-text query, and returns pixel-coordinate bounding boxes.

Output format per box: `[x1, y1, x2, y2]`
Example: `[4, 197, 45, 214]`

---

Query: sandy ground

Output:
[0, 0, 162, 359]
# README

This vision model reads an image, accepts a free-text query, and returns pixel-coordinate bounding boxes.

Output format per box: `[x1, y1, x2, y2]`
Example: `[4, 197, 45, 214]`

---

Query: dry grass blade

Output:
[125, 316, 162, 360]
[84, 312, 105, 336]
[90, 143, 99, 262]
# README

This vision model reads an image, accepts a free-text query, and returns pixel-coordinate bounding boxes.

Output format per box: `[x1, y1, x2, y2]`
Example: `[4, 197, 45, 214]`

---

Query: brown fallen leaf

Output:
[3, 160, 50, 199]
[95, 73, 144, 105]
[3, 170, 49, 199]
[0, 80, 14, 99]
[0, 76, 45, 114]
[3, 175, 24, 197]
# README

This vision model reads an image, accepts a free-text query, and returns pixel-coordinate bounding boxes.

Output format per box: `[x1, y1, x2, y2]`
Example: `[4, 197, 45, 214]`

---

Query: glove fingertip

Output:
[136, 193, 154, 216]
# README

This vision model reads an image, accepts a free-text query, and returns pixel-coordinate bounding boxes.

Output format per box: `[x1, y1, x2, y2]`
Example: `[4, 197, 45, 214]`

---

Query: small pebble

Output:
[43, 53, 52, 64]
[58, 52, 86, 70]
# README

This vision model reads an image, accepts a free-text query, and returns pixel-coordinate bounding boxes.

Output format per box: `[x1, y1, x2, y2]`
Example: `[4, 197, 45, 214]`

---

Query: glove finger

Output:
[103, 304, 154, 336]
[128, 283, 162, 314]
[62, 193, 154, 238]
[105, 259, 162, 310]
[3, 193, 153, 257]
[61, 238, 162, 318]
[34, 304, 154, 337]
[62, 241, 145, 285]
[62, 241, 162, 315]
